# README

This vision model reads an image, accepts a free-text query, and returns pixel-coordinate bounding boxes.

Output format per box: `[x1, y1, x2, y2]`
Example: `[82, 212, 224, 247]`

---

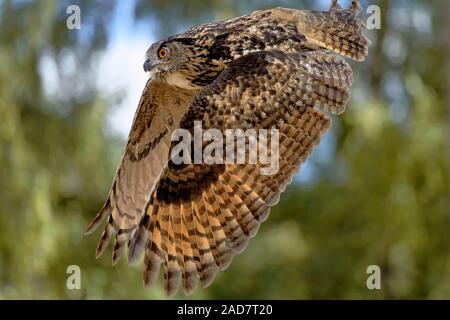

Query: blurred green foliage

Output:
[0, 0, 449, 299]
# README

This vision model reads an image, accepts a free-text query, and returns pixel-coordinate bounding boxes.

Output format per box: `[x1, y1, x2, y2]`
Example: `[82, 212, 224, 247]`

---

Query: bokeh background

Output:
[0, 0, 449, 299]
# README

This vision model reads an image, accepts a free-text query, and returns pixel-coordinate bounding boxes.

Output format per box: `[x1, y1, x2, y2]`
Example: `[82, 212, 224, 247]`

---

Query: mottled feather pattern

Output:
[85, 81, 197, 260]
[86, 0, 369, 296]
[128, 51, 339, 294]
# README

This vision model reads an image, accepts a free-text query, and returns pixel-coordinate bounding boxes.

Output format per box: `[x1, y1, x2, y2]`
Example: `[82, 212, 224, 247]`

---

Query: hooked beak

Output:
[143, 58, 153, 72]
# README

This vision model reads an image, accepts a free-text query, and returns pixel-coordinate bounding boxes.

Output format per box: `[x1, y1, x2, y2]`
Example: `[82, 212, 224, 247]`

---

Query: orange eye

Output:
[158, 48, 168, 59]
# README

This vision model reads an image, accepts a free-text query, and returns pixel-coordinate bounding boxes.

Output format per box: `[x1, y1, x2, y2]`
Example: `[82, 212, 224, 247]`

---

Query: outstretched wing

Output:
[85, 80, 197, 264]
[128, 50, 353, 295]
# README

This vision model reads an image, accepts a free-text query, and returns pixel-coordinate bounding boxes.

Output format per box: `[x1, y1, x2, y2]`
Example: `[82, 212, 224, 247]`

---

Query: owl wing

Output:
[255, 0, 370, 61]
[85, 79, 196, 264]
[297, 1, 370, 61]
[127, 50, 353, 295]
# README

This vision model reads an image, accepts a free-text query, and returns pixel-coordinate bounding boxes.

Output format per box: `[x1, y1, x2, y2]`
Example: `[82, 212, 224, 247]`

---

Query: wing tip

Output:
[143, 252, 162, 289]
[200, 265, 219, 288]
[94, 215, 116, 259]
[84, 201, 111, 236]
[164, 264, 182, 297]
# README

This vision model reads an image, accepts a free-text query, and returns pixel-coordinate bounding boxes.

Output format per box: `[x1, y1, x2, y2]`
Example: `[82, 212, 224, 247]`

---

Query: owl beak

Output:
[143, 59, 153, 72]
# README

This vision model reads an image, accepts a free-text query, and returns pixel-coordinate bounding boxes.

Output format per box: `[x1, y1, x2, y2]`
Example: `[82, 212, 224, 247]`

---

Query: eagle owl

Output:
[86, 0, 370, 296]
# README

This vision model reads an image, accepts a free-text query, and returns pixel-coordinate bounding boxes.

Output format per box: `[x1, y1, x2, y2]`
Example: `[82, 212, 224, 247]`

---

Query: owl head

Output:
[143, 38, 199, 89]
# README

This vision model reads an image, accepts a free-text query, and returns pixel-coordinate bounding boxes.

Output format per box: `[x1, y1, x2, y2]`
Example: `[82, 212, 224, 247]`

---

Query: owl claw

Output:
[330, 0, 342, 11]
[351, 0, 362, 16]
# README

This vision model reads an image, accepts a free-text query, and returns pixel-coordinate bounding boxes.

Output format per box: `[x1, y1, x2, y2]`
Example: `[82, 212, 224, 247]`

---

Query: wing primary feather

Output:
[143, 200, 163, 288]
[95, 215, 115, 258]
[201, 189, 233, 270]
[88, 43, 361, 296]
[85, 200, 110, 235]
[171, 202, 186, 293]
[128, 202, 153, 265]
[180, 200, 199, 294]
[216, 172, 249, 253]
[191, 200, 219, 288]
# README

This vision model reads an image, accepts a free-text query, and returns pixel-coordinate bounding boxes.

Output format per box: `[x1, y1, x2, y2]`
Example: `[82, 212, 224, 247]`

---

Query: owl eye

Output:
[158, 47, 168, 59]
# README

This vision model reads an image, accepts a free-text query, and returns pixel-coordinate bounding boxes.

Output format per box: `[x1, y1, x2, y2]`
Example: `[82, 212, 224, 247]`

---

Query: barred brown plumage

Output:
[86, 0, 370, 296]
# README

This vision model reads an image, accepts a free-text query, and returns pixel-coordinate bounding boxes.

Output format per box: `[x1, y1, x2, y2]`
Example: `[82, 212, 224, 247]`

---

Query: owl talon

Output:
[351, 0, 362, 16]
[330, 0, 342, 11]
